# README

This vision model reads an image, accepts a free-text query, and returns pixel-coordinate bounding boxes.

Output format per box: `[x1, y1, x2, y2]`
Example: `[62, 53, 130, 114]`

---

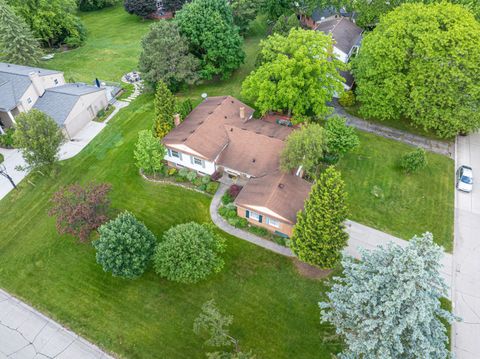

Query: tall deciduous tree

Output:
[271, 13, 300, 35]
[124, 0, 157, 18]
[134, 130, 166, 175]
[320, 233, 456, 358]
[8, 0, 86, 48]
[280, 123, 326, 178]
[344, 0, 480, 28]
[78, 0, 119, 11]
[138, 21, 199, 90]
[353, 2, 480, 138]
[0, 0, 41, 65]
[13, 110, 65, 170]
[175, 0, 245, 79]
[230, 0, 259, 35]
[242, 29, 345, 118]
[291, 166, 348, 269]
[49, 182, 111, 242]
[153, 81, 176, 138]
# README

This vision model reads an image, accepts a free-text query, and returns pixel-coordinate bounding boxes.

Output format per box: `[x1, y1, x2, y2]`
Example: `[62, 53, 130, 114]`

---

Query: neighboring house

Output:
[315, 16, 363, 91]
[0, 63, 108, 138]
[163, 96, 311, 237]
[302, 8, 363, 92]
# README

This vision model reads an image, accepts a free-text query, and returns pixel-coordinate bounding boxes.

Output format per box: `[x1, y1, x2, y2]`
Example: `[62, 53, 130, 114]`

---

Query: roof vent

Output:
[182, 138, 187, 142]
[208, 111, 213, 114]
[199, 121, 204, 124]
[252, 158, 256, 163]
[230, 128, 233, 132]
[278, 183, 285, 189]
[224, 116, 228, 119]
[231, 100, 234, 103]
[190, 130, 195, 134]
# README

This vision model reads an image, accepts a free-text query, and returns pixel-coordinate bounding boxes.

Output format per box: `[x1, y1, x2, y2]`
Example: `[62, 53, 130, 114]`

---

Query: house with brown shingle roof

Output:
[162, 96, 311, 238]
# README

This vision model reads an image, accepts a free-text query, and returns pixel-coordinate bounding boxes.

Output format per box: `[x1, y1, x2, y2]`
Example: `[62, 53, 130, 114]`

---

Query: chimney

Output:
[28, 72, 45, 97]
[239, 107, 245, 121]
[174, 113, 181, 127]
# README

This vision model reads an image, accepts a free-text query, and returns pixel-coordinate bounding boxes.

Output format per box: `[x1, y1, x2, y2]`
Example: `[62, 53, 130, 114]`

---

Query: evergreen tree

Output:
[0, 0, 41, 65]
[153, 81, 176, 138]
[320, 233, 456, 358]
[291, 166, 348, 268]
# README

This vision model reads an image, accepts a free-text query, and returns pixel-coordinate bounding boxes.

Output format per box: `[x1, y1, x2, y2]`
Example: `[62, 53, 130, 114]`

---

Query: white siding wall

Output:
[333, 47, 349, 63]
[16, 74, 66, 113]
[165, 148, 216, 175]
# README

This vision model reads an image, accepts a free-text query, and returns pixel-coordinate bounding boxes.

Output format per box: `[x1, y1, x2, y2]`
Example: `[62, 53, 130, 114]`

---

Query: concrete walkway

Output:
[0, 289, 112, 358]
[210, 184, 453, 289]
[333, 101, 455, 158]
[452, 132, 480, 359]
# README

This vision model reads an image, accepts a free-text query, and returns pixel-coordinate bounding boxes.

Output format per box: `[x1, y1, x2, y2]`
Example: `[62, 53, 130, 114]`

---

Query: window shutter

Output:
[245, 210, 250, 218]
[190, 155, 193, 164]
[167, 149, 171, 157]
[179, 152, 183, 161]
[258, 215, 263, 223]
[202, 160, 205, 168]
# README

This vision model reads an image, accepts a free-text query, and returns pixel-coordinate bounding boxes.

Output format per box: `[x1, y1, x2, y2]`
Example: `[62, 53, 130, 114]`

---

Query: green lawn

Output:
[43, 6, 153, 83]
[337, 131, 454, 251]
[0, 96, 341, 359]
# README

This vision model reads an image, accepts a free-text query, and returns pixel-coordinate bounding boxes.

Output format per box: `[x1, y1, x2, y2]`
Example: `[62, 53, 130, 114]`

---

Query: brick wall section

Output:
[236, 206, 293, 237]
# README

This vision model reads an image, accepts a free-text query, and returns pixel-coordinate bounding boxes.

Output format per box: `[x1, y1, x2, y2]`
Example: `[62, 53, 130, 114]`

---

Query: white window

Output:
[171, 150, 181, 160]
[193, 157, 203, 166]
[27, 98, 32, 104]
[249, 211, 260, 221]
[266, 217, 280, 228]
[54, 79, 59, 85]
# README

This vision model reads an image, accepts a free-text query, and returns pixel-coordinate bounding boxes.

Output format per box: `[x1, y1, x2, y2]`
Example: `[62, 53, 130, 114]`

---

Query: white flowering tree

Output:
[319, 233, 457, 359]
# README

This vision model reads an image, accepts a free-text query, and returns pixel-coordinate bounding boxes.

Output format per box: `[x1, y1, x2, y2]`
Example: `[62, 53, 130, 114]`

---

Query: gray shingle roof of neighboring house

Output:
[0, 63, 62, 112]
[311, 7, 354, 22]
[33, 84, 103, 126]
[316, 17, 363, 55]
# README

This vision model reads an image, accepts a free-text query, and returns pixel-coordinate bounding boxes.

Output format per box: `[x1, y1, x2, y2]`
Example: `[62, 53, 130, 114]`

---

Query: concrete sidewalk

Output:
[0, 289, 112, 358]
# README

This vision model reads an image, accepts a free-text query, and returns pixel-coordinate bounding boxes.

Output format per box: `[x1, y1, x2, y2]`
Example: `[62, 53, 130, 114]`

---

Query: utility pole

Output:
[0, 164, 16, 190]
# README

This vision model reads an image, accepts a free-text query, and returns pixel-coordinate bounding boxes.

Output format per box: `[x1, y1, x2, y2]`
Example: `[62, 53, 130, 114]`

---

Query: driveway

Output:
[453, 132, 480, 358]
[0, 148, 27, 200]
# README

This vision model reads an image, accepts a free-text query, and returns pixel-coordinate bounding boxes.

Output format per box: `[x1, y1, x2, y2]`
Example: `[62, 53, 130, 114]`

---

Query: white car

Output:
[456, 165, 473, 192]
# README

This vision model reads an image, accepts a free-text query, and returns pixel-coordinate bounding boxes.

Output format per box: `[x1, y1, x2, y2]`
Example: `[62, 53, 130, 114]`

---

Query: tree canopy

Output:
[94, 211, 157, 279]
[271, 13, 300, 35]
[139, 21, 199, 89]
[49, 182, 111, 242]
[154, 222, 225, 283]
[324, 115, 359, 163]
[134, 130, 166, 175]
[7, 0, 86, 48]
[242, 28, 345, 118]
[231, 0, 260, 35]
[291, 166, 349, 269]
[344, 0, 480, 28]
[280, 123, 326, 178]
[124, 0, 157, 18]
[13, 110, 65, 170]
[0, 0, 41, 65]
[153, 81, 177, 138]
[175, 0, 245, 79]
[353, 2, 480, 138]
[320, 233, 456, 358]
[78, 0, 118, 11]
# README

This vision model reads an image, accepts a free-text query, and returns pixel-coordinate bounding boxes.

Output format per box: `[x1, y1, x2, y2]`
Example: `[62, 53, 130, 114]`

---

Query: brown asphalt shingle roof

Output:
[235, 172, 312, 224]
[163, 96, 292, 176]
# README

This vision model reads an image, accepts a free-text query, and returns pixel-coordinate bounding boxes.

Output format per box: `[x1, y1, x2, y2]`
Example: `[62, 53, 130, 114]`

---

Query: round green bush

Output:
[93, 211, 157, 279]
[400, 148, 428, 173]
[154, 222, 225, 284]
[338, 90, 356, 107]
